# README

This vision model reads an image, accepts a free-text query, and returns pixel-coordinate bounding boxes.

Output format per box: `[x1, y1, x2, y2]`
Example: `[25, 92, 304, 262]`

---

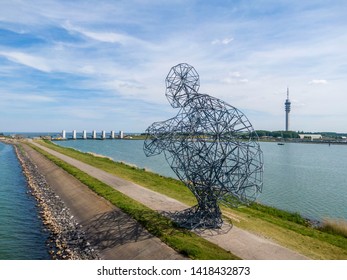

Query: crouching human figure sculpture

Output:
[144, 63, 263, 229]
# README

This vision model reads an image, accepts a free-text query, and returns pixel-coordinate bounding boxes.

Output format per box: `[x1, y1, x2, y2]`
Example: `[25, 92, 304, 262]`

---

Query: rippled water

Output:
[0, 142, 50, 260]
[56, 140, 347, 221]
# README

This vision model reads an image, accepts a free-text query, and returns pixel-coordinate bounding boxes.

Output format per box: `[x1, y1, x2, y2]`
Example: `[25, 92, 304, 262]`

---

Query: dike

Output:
[14, 141, 186, 260]
[13, 143, 100, 260]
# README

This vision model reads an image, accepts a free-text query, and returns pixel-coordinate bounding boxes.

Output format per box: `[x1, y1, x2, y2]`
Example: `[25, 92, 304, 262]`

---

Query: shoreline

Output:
[4, 140, 100, 259]
[6, 139, 186, 260]
[2, 139, 346, 259]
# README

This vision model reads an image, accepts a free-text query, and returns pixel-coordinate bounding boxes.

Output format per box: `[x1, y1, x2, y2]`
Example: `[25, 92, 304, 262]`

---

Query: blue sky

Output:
[0, 0, 346, 133]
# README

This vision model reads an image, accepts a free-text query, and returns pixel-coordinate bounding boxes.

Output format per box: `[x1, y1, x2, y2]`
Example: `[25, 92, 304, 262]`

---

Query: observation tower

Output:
[285, 88, 291, 131]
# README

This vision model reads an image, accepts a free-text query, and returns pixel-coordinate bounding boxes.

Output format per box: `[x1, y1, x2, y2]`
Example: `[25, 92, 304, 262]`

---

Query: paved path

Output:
[30, 141, 309, 260]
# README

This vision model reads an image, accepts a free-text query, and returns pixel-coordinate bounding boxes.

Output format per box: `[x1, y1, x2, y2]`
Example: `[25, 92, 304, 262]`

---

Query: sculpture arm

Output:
[143, 120, 172, 157]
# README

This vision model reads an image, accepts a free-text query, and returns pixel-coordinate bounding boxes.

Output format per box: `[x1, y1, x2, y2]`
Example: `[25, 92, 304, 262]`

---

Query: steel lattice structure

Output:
[144, 63, 263, 229]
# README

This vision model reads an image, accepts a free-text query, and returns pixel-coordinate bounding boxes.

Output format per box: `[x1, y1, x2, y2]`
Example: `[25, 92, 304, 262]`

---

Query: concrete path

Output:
[22, 143, 185, 260]
[30, 141, 309, 260]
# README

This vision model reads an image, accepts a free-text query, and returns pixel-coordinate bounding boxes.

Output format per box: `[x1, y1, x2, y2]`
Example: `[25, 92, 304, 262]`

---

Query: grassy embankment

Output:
[27, 141, 239, 260]
[35, 140, 347, 259]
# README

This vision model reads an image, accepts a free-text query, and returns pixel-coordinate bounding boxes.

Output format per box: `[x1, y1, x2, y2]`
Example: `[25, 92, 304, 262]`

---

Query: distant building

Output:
[298, 134, 322, 140]
[285, 88, 291, 131]
[119, 131, 124, 139]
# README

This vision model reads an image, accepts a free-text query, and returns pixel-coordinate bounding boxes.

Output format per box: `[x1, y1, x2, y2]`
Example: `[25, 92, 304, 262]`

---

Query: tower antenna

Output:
[285, 88, 291, 131]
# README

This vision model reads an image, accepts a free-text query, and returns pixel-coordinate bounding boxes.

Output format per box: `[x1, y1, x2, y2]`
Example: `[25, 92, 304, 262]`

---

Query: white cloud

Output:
[102, 79, 145, 92]
[78, 65, 95, 74]
[62, 21, 148, 46]
[309, 79, 328, 85]
[64, 108, 105, 120]
[211, 37, 234, 45]
[0, 51, 51, 72]
[230, 72, 241, 78]
[85, 31, 128, 43]
[1, 92, 56, 104]
[221, 71, 249, 84]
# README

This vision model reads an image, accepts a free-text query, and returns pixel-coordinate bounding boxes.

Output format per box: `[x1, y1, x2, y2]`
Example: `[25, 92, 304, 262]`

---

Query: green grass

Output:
[230, 205, 347, 257]
[320, 219, 347, 238]
[40, 140, 197, 206]
[246, 202, 309, 226]
[35, 140, 347, 259]
[28, 142, 239, 260]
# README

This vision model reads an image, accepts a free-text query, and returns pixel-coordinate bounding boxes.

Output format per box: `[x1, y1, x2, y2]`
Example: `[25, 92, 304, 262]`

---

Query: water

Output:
[0, 142, 50, 260]
[259, 142, 347, 221]
[55, 140, 347, 221]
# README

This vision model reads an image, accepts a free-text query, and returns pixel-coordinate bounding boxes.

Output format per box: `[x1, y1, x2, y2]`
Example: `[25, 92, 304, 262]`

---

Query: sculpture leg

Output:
[194, 192, 223, 228]
[172, 189, 223, 229]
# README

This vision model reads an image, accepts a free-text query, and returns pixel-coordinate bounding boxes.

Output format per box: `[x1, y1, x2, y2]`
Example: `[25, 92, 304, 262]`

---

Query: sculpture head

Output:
[165, 63, 200, 108]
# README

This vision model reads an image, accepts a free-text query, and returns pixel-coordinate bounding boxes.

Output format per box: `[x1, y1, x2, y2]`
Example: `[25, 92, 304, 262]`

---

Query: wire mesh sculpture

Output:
[144, 63, 263, 229]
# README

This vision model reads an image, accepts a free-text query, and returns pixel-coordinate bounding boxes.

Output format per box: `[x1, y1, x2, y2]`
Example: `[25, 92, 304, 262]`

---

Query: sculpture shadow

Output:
[82, 209, 153, 250]
[82, 207, 233, 252]
[82, 208, 197, 250]
[160, 208, 233, 236]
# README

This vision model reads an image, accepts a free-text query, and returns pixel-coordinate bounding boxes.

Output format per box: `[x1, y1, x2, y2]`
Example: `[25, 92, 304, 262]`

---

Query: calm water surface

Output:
[0, 142, 50, 259]
[56, 140, 347, 221]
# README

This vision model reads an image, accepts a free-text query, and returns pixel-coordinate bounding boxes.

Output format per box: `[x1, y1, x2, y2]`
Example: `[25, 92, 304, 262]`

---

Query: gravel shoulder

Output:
[19, 142, 186, 260]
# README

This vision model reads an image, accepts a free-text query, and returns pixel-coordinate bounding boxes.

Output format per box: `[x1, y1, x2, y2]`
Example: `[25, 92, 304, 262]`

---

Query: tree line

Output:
[254, 130, 347, 139]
